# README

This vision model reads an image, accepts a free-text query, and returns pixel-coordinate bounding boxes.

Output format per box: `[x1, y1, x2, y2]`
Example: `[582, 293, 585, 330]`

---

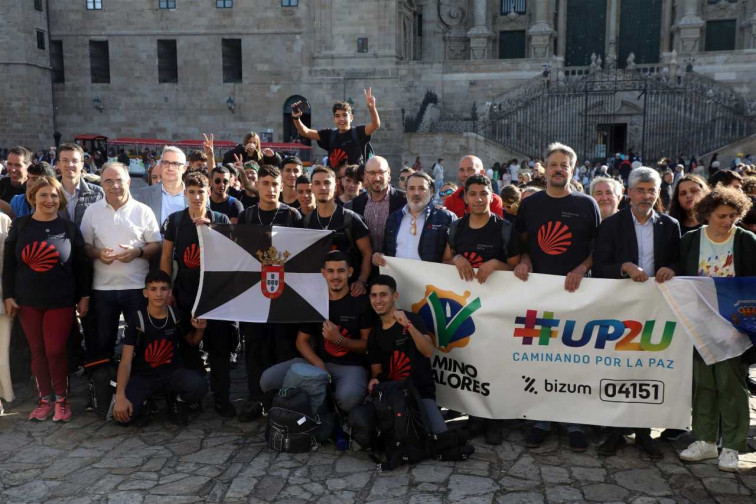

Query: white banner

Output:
[382, 258, 693, 429]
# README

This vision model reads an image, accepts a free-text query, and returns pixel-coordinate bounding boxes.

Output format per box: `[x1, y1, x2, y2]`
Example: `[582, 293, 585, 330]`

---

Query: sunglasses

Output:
[214, 178, 229, 185]
[399, 176, 408, 182]
[439, 188, 454, 196]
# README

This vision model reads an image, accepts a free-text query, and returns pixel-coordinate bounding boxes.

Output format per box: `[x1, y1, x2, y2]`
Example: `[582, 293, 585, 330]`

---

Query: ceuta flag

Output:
[192, 224, 332, 323]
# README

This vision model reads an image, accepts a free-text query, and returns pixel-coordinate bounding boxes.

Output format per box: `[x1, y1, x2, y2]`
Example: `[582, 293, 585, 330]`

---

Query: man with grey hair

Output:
[373, 170, 457, 264]
[80, 162, 162, 363]
[592, 166, 680, 458]
[134, 146, 188, 229]
[514, 142, 601, 452]
[590, 176, 624, 220]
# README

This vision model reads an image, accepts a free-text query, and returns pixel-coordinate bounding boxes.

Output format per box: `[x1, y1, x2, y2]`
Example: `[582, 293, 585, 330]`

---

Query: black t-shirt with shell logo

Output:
[122, 307, 185, 378]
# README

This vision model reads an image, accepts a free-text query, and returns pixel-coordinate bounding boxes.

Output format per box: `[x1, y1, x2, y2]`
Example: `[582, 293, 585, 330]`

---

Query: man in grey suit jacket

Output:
[133, 146, 187, 228]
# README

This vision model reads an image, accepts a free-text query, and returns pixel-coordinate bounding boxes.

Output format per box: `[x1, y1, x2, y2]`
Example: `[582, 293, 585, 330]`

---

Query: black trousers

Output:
[179, 317, 237, 402]
[126, 367, 207, 418]
[241, 322, 297, 401]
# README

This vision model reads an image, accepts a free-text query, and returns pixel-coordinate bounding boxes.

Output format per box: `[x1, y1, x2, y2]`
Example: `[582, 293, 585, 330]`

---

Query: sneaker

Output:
[525, 427, 550, 448]
[635, 432, 663, 460]
[597, 431, 626, 456]
[214, 398, 237, 418]
[679, 440, 718, 462]
[484, 419, 503, 446]
[167, 399, 189, 426]
[237, 399, 264, 423]
[568, 431, 588, 452]
[718, 448, 739, 472]
[53, 398, 71, 423]
[660, 428, 687, 441]
[29, 398, 54, 421]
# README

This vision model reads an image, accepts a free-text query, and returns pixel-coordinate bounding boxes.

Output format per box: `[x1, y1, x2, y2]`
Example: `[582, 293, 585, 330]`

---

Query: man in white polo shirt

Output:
[80, 162, 162, 363]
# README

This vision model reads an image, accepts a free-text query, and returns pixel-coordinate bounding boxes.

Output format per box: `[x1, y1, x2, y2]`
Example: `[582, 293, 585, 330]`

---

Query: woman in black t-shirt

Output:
[2, 176, 89, 423]
[159, 173, 237, 417]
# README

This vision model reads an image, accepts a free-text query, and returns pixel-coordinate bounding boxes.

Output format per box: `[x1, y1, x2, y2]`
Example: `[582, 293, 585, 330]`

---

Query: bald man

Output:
[444, 156, 504, 219]
[347, 156, 407, 253]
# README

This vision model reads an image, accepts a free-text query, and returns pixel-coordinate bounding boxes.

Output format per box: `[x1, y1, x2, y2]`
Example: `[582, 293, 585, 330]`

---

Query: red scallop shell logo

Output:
[145, 340, 174, 368]
[22, 241, 60, 272]
[388, 350, 411, 381]
[463, 251, 483, 268]
[537, 221, 572, 256]
[183, 244, 200, 269]
[324, 327, 349, 357]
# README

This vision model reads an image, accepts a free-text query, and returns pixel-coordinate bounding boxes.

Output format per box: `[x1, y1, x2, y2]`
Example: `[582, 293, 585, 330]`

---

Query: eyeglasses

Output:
[439, 189, 454, 196]
[366, 170, 389, 177]
[399, 176, 408, 182]
[410, 217, 417, 236]
[161, 160, 184, 169]
[214, 178, 230, 185]
[102, 179, 126, 187]
[58, 159, 82, 165]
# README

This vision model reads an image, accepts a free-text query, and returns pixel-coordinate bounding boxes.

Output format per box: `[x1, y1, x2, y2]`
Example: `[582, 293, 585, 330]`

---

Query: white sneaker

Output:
[679, 440, 718, 462]
[718, 448, 739, 472]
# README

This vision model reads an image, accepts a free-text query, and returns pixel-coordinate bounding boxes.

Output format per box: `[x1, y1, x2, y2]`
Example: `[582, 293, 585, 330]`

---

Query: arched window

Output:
[283, 95, 311, 145]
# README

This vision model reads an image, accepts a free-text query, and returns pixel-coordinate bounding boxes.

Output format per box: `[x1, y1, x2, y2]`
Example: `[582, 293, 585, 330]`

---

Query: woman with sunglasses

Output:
[435, 182, 458, 208]
[160, 172, 237, 417]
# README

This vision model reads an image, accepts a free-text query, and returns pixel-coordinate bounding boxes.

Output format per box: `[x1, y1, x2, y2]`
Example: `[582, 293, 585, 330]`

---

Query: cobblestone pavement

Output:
[1, 368, 755, 504]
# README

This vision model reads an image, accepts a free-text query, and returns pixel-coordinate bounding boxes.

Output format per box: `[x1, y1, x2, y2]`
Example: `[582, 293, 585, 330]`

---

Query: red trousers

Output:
[18, 306, 75, 398]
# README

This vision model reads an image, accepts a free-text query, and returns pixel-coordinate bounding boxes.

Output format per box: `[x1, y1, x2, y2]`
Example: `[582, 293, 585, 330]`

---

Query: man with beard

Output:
[443, 174, 522, 445]
[444, 155, 504, 219]
[592, 167, 679, 459]
[372, 171, 456, 265]
[305, 166, 372, 295]
[348, 156, 406, 257]
[259, 251, 373, 413]
[514, 142, 600, 452]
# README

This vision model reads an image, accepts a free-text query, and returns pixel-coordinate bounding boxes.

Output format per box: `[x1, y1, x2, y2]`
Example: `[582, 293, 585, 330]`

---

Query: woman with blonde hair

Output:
[2, 176, 89, 422]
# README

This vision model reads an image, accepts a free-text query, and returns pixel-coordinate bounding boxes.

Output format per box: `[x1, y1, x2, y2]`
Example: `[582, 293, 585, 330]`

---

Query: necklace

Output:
[147, 310, 168, 329]
[257, 206, 281, 226]
[316, 209, 335, 230]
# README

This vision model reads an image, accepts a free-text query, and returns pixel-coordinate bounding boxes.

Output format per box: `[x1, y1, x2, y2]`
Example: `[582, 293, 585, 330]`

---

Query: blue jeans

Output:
[87, 289, 144, 363]
[261, 357, 369, 413]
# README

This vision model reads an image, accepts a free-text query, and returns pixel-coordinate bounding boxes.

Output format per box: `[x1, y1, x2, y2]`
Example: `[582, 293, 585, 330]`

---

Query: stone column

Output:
[467, 0, 493, 59]
[605, 0, 618, 69]
[660, 0, 672, 55]
[678, 0, 704, 55]
[527, 0, 553, 58]
[557, 0, 567, 58]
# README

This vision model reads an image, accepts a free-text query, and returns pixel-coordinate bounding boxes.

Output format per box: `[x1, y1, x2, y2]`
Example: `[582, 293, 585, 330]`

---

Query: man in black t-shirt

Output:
[113, 271, 207, 426]
[209, 166, 244, 223]
[514, 142, 600, 452]
[291, 89, 381, 168]
[305, 166, 372, 295]
[237, 165, 303, 422]
[259, 251, 374, 412]
[0, 146, 30, 204]
[349, 275, 447, 435]
[279, 156, 302, 209]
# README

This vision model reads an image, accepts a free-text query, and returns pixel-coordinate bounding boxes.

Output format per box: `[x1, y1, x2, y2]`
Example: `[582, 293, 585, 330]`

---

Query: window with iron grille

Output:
[282, 0, 298, 6]
[34, 0, 43, 11]
[37, 30, 46, 50]
[51, 40, 65, 83]
[222, 39, 242, 83]
[501, 0, 526, 15]
[217, 0, 233, 7]
[86, 0, 103, 9]
[159, 0, 176, 9]
[705, 20, 736, 51]
[158, 40, 178, 83]
[90, 40, 110, 83]
[357, 38, 368, 53]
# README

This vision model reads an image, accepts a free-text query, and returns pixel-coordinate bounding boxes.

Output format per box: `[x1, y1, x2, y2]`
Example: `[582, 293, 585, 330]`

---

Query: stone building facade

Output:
[2, 0, 755, 170]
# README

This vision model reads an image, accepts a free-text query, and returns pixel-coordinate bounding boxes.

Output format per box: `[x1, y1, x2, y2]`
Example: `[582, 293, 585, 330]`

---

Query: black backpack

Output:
[329, 128, 375, 165]
[266, 387, 323, 453]
[85, 358, 118, 420]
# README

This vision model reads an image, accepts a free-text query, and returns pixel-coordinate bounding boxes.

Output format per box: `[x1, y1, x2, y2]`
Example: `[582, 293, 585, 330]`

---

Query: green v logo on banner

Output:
[427, 291, 482, 348]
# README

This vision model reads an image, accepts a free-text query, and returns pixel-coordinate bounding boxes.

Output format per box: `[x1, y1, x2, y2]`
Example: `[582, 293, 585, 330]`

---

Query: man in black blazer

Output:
[593, 166, 681, 458]
[347, 156, 406, 254]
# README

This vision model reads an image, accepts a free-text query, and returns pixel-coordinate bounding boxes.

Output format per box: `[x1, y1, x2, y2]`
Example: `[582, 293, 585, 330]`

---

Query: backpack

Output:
[448, 214, 513, 258]
[329, 128, 375, 166]
[266, 387, 322, 453]
[282, 363, 335, 443]
[371, 380, 431, 471]
[85, 358, 118, 420]
[303, 209, 353, 249]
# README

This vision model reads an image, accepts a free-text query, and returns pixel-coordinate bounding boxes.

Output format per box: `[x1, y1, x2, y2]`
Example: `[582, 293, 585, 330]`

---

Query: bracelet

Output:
[452, 254, 463, 264]
[138, 247, 144, 258]
[336, 334, 345, 345]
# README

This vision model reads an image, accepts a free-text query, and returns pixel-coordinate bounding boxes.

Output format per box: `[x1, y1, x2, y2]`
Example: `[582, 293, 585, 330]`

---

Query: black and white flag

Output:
[193, 224, 332, 323]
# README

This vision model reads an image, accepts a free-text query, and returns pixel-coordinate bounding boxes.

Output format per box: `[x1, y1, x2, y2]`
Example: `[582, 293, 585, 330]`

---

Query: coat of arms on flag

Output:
[192, 224, 333, 323]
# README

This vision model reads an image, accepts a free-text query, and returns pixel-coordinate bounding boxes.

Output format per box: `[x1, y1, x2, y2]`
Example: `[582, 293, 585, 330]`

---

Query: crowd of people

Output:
[0, 89, 755, 472]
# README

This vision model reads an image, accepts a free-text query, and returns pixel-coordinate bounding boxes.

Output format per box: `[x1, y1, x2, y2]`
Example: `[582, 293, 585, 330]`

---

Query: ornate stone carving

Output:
[626, 52, 636, 70]
[439, 0, 466, 27]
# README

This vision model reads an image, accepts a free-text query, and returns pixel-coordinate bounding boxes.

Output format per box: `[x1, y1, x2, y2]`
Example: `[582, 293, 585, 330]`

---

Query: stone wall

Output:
[402, 132, 529, 183]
